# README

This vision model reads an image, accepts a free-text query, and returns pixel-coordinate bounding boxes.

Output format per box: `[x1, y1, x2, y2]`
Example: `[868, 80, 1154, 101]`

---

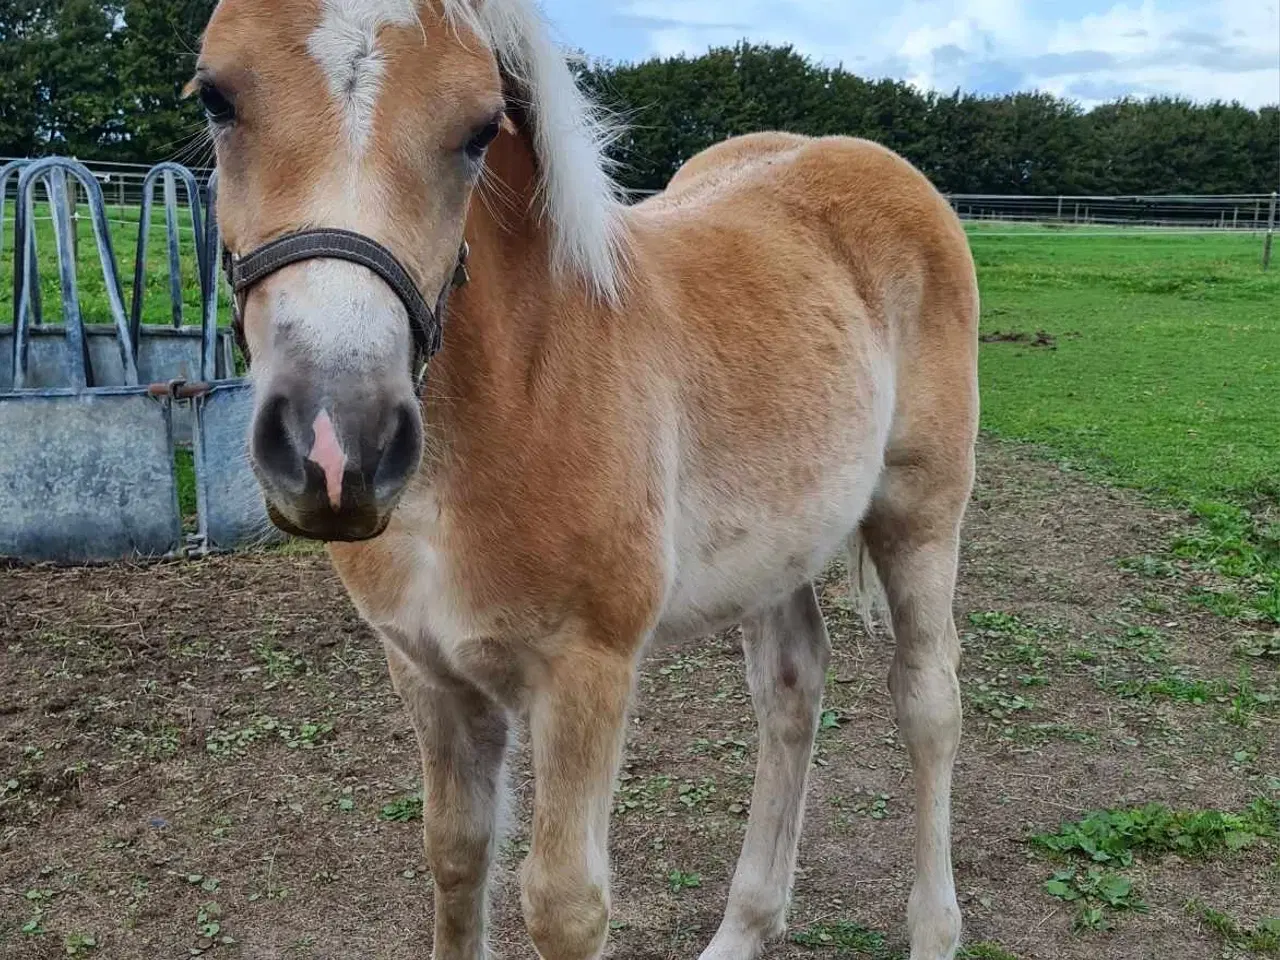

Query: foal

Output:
[194, 1, 978, 957]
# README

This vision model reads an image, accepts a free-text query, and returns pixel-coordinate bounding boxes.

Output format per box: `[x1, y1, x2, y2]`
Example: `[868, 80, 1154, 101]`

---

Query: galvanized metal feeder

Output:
[0, 158, 277, 563]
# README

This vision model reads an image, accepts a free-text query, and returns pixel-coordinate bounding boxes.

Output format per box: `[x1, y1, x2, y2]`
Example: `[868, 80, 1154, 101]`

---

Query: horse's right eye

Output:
[465, 117, 503, 160]
[199, 83, 236, 125]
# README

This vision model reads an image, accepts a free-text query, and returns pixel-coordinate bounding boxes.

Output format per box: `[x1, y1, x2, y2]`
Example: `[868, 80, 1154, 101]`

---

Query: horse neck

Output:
[421, 122, 610, 465]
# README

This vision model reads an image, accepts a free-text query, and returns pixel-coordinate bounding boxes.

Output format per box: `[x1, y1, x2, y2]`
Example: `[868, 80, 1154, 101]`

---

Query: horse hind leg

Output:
[858, 445, 974, 960]
[699, 582, 831, 960]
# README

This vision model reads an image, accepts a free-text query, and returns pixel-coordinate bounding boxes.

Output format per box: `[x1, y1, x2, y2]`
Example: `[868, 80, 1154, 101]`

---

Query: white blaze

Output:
[307, 0, 420, 152]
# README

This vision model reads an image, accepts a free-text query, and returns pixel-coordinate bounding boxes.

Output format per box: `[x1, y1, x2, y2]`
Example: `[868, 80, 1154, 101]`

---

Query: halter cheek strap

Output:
[222, 228, 469, 389]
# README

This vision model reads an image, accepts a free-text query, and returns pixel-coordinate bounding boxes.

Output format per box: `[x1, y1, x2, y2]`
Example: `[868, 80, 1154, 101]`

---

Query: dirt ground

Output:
[2, 437, 1277, 960]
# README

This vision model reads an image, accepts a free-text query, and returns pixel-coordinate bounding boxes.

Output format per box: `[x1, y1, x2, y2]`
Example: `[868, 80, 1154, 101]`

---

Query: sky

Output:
[538, 0, 1280, 108]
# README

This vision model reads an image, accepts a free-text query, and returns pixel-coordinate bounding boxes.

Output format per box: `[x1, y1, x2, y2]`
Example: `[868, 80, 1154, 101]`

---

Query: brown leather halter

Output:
[222, 229, 469, 389]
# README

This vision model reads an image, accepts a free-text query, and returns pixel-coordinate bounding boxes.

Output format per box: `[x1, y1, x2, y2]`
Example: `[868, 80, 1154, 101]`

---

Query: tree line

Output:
[579, 44, 1279, 196]
[3, 1, 1277, 197]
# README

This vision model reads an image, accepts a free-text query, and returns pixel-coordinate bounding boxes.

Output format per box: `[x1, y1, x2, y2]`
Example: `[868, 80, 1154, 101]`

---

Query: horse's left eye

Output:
[465, 117, 502, 160]
[199, 83, 236, 124]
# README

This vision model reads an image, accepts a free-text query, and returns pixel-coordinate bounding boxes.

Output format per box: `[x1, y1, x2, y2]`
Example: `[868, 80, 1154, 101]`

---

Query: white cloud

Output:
[609, 0, 1280, 107]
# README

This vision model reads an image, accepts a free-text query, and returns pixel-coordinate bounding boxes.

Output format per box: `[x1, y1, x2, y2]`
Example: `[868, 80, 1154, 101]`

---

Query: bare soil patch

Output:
[977, 331, 1060, 349]
[2, 437, 1276, 960]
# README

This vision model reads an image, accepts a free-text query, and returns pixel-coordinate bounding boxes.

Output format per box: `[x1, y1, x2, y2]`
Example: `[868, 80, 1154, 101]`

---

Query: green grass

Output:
[1030, 799, 1280, 866]
[1186, 900, 1280, 955]
[792, 920, 895, 956]
[972, 229, 1280, 504]
[958, 945, 1021, 960]
[377, 793, 423, 823]
[972, 229, 1280, 621]
[1, 199, 225, 329]
[666, 869, 702, 893]
[1042, 866, 1147, 931]
[1030, 799, 1280, 934]
[174, 448, 197, 526]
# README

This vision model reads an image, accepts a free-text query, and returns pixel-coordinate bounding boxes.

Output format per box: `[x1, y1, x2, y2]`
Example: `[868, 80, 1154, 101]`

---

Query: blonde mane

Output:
[438, 0, 628, 302]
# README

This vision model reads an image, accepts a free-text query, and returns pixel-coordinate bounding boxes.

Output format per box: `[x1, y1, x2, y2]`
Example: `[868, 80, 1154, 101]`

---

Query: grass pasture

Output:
[972, 227, 1280, 504]
[2, 223, 1279, 959]
[0, 199, 214, 330]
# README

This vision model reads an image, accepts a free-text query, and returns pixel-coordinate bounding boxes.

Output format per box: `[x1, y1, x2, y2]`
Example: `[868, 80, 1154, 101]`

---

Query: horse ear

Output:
[500, 67, 530, 130]
[495, 67, 539, 179]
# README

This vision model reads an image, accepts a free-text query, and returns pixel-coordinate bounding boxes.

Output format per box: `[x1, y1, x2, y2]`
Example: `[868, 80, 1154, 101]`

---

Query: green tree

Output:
[0, 0, 122, 158]
[0, 0, 211, 161]
[3, 23, 1277, 198]
[113, 0, 215, 162]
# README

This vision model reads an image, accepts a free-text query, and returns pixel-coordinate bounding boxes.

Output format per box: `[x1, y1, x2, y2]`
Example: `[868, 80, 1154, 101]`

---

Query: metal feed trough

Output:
[0, 157, 276, 562]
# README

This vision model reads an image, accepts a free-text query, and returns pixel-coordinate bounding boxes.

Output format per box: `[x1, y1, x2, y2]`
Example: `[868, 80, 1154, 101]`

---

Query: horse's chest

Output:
[330, 512, 492, 669]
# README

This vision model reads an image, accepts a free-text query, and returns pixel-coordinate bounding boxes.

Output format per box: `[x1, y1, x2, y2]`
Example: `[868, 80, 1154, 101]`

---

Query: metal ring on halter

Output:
[221, 229, 469, 388]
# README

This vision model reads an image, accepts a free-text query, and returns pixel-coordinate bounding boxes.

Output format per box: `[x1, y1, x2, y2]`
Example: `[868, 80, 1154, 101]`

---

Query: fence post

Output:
[1056, 196, 1063, 220]
[1263, 192, 1278, 271]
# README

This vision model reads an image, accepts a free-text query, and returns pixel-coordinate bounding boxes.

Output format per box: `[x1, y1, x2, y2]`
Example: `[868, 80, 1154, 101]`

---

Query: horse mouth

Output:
[265, 500, 392, 543]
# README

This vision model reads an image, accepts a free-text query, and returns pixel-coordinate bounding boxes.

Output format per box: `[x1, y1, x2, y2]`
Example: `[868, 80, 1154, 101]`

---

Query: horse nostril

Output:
[252, 392, 307, 494]
[372, 401, 423, 500]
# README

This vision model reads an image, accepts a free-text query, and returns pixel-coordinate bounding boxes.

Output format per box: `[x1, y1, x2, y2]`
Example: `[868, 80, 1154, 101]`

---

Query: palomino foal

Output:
[194, 1, 979, 957]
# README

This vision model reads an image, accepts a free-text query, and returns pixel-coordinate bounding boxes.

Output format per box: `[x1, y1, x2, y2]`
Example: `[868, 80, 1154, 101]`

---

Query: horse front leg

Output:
[384, 639, 509, 960]
[520, 638, 638, 960]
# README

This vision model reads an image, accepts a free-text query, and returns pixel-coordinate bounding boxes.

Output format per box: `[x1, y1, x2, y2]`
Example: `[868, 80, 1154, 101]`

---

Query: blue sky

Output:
[538, 0, 1280, 107]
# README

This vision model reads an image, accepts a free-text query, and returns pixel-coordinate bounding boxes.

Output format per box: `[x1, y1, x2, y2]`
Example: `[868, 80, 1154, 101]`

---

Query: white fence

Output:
[5, 155, 1276, 239]
[948, 193, 1278, 231]
[1, 156, 213, 211]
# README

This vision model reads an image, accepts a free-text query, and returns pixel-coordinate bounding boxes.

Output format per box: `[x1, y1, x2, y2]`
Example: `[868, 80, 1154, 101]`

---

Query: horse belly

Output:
[655, 456, 881, 643]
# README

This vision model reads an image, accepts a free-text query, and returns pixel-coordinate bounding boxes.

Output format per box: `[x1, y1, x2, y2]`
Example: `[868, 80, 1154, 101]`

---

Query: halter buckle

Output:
[452, 241, 470, 289]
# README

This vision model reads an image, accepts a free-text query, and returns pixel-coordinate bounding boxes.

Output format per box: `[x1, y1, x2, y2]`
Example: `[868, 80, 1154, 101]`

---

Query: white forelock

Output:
[440, 0, 629, 302]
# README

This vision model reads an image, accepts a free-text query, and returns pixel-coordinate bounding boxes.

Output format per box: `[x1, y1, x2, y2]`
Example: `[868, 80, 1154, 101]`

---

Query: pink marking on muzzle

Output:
[307, 410, 347, 510]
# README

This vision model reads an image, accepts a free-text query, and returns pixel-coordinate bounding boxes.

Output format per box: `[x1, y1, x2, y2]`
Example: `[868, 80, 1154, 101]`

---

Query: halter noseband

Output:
[222, 228, 469, 387]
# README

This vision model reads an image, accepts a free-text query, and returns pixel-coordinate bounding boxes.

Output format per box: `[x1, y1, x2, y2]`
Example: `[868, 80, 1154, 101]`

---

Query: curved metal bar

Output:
[14, 165, 89, 386]
[129, 162, 206, 347]
[15, 157, 137, 388]
[1, 159, 30, 283]
[48, 169, 91, 388]
[5, 160, 24, 389]
[200, 171, 221, 382]
[3, 159, 41, 362]
[128, 173, 155, 347]
[11, 161, 37, 386]
[163, 171, 183, 327]
[24, 173, 43, 328]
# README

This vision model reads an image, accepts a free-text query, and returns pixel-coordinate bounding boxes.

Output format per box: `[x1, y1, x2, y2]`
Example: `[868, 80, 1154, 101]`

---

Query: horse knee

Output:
[521, 862, 609, 960]
[424, 824, 492, 893]
[890, 658, 961, 756]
